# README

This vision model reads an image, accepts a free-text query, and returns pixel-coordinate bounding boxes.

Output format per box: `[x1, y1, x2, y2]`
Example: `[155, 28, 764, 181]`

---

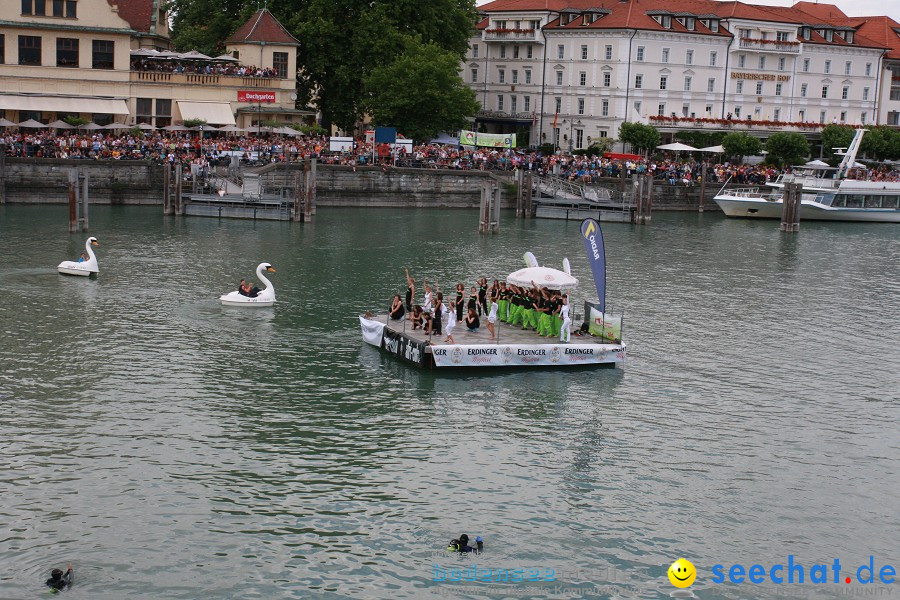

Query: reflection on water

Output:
[0, 205, 898, 599]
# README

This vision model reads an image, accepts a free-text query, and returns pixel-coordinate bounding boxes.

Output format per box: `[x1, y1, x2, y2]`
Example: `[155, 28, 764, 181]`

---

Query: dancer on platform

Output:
[486, 292, 498, 339]
[560, 294, 571, 343]
[389, 294, 405, 320]
[443, 298, 456, 344]
[455, 283, 465, 323]
[404, 268, 415, 312]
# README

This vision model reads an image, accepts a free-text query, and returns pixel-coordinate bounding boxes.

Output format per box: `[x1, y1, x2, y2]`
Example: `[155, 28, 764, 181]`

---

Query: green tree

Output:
[765, 133, 809, 167]
[721, 132, 762, 162]
[675, 131, 724, 149]
[365, 41, 478, 142]
[820, 125, 855, 160]
[618, 122, 661, 155]
[860, 126, 900, 161]
[167, 0, 255, 55]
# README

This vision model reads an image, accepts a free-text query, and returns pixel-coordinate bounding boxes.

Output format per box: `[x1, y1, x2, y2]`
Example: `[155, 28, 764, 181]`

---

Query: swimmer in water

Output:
[46, 564, 73, 592]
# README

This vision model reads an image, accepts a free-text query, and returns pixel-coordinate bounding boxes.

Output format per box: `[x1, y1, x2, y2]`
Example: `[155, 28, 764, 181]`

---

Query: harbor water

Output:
[0, 205, 897, 599]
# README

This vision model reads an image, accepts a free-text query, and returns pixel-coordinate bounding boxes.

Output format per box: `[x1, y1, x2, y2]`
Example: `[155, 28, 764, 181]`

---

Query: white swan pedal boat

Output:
[58, 237, 99, 276]
[220, 262, 277, 307]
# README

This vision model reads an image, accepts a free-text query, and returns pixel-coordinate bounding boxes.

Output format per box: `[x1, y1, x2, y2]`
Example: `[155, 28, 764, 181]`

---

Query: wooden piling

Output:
[308, 158, 317, 218]
[175, 161, 184, 215]
[525, 172, 534, 217]
[292, 170, 302, 222]
[643, 173, 653, 223]
[515, 169, 524, 217]
[478, 183, 488, 233]
[0, 144, 6, 205]
[68, 169, 78, 233]
[491, 182, 501, 232]
[81, 171, 89, 232]
[163, 163, 172, 215]
[699, 162, 707, 213]
[780, 182, 801, 232]
[631, 175, 642, 224]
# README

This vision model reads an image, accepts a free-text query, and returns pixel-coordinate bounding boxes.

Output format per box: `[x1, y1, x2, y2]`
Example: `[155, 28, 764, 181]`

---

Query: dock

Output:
[360, 313, 626, 369]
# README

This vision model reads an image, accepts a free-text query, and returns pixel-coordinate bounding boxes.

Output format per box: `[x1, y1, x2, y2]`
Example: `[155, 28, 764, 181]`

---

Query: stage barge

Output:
[360, 314, 626, 369]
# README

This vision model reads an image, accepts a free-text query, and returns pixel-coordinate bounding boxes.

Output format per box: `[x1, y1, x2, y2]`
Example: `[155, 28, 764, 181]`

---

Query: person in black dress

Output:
[455, 283, 465, 322]
[464, 307, 480, 332]
[432, 292, 443, 335]
[404, 268, 415, 312]
[389, 294, 405, 320]
[478, 277, 488, 315]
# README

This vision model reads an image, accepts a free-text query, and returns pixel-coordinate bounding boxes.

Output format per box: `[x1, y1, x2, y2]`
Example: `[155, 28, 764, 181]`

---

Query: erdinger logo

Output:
[596, 349, 609, 360]
[550, 346, 561, 363]
[501, 346, 513, 363]
[451, 347, 464, 364]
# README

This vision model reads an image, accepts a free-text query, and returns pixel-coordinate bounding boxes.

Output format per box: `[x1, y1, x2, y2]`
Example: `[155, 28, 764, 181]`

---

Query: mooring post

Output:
[515, 169, 524, 217]
[699, 162, 707, 213]
[631, 174, 642, 224]
[644, 173, 653, 223]
[780, 182, 801, 232]
[68, 169, 78, 233]
[163, 163, 172, 215]
[478, 183, 488, 233]
[292, 170, 302, 222]
[175, 160, 184, 215]
[0, 144, 6, 205]
[81, 170, 89, 232]
[303, 160, 312, 222]
[620, 161, 627, 194]
[309, 157, 317, 217]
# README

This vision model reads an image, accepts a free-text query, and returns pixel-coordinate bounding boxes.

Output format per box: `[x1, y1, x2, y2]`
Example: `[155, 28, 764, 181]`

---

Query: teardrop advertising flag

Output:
[580, 218, 606, 312]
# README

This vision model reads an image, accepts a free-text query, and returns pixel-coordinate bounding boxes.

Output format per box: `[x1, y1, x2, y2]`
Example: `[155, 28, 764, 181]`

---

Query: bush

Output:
[537, 143, 556, 155]
[182, 118, 207, 128]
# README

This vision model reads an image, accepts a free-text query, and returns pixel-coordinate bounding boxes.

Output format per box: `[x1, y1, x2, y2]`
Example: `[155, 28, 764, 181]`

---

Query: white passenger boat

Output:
[714, 129, 900, 223]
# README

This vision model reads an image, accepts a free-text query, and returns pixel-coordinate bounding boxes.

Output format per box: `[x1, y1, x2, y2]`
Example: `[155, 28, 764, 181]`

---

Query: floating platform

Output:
[535, 202, 635, 222]
[184, 194, 298, 221]
[360, 314, 626, 369]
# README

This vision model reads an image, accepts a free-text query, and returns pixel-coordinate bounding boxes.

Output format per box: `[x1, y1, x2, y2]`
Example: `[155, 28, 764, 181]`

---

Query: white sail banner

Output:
[431, 343, 625, 367]
[359, 316, 385, 347]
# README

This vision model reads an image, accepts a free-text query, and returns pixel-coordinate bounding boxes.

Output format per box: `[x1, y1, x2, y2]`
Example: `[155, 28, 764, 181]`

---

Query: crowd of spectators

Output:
[131, 59, 281, 79]
[2, 130, 897, 184]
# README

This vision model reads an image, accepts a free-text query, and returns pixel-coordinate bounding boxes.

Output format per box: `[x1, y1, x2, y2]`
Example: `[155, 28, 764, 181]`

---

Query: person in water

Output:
[77, 252, 87, 263]
[46, 565, 73, 592]
[447, 534, 483, 553]
[389, 294, 405, 320]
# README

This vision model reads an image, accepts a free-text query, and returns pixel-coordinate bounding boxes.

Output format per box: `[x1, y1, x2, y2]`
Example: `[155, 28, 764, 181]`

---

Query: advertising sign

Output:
[359, 316, 385, 347]
[238, 91, 276, 103]
[431, 344, 625, 367]
[460, 130, 516, 148]
[587, 307, 623, 343]
[580, 219, 606, 312]
[381, 329, 428, 366]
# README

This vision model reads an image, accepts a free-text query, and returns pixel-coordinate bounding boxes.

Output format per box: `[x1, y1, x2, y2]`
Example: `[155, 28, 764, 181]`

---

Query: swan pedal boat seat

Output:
[220, 263, 276, 307]
[58, 237, 99, 277]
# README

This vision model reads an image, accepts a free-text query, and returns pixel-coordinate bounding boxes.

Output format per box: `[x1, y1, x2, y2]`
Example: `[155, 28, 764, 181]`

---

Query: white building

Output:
[465, 0, 898, 149]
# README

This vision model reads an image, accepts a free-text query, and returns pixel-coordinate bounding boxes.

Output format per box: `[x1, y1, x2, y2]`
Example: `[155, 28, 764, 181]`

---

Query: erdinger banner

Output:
[431, 344, 625, 367]
[359, 316, 385, 347]
[586, 305, 623, 343]
[580, 219, 606, 313]
[460, 130, 516, 148]
[381, 328, 428, 366]
[238, 91, 276, 103]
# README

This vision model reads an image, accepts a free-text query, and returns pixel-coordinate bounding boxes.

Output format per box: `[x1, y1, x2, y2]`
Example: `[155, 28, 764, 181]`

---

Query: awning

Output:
[0, 94, 129, 114]
[176, 101, 236, 126]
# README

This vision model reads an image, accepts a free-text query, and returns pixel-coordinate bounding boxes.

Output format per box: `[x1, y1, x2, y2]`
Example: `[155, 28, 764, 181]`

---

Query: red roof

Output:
[226, 9, 300, 46]
[848, 16, 900, 59]
[106, 0, 155, 33]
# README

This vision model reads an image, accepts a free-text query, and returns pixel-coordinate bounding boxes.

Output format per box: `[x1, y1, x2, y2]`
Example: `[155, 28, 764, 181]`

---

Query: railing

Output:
[737, 38, 801, 53]
[476, 110, 535, 121]
[774, 173, 841, 189]
[483, 29, 539, 41]
[649, 116, 826, 132]
[130, 71, 286, 89]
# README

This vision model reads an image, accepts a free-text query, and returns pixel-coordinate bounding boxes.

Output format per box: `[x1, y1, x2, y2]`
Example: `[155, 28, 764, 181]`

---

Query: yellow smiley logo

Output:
[668, 558, 697, 588]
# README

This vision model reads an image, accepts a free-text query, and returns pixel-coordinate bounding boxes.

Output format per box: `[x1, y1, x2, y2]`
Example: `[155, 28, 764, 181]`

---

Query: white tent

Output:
[213, 54, 239, 62]
[0, 118, 16, 127]
[217, 125, 247, 133]
[130, 48, 160, 57]
[657, 142, 698, 151]
[163, 125, 190, 131]
[47, 120, 75, 129]
[18, 119, 47, 128]
[506, 266, 579, 291]
[698, 145, 725, 153]
[136, 123, 157, 130]
[177, 50, 212, 61]
[80, 123, 103, 130]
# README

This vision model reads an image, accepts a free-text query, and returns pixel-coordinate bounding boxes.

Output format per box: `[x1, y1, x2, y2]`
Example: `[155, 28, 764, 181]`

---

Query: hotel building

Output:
[0, 0, 311, 129]
[465, 0, 900, 149]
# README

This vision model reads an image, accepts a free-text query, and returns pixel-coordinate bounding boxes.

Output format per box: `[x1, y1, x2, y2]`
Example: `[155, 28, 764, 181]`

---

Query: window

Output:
[605, 45, 612, 60]
[32, 0, 45, 15]
[685, 17, 695, 30]
[52, 0, 63, 16]
[635, 74, 643, 88]
[840, 110, 846, 122]
[756, 81, 763, 95]
[65, 0, 75, 17]
[738, 54, 746, 68]
[706, 104, 713, 114]
[555, 97, 561, 113]
[888, 111, 900, 126]
[775, 83, 782, 96]
[472, 44, 479, 58]
[736, 80, 744, 94]
[821, 85, 828, 98]
[774, 108, 781, 120]
[861, 111, 867, 124]
[525, 69, 531, 84]
[865, 62, 872, 76]
[470, 68, 477, 83]
[579, 71, 586, 86]
[524, 96, 530, 112]
[777, 31, 789, 41]
[636, 46, 644, 61]
[801, 83, 807, 97]
[658, 103, 666, 116]
[92, 39, 114, 69]
[581, 45, 588, 60]
[799, 109, 805, 121]
[92, 113, 112, 126]
[273, 52, 288, 77]
[659, 75, 667, 90]
[710, 20, 719, 33]
[575, 129, 583, 149]
[513, 45, 519, 59]
[758, 56, 765, 70]
[499, 45, 506, 59]
[845, 61, 851, 75]
[707, 78, 715, 93]
[599, 129, 608, 138]
[803, 58, 810, 72]
[512, 69, 518, 84]
[136, 98, 153, 124]
[684, 76, 691, 91]
[603, 72, 610, 87]
[497, 95, 504, 111]
[601, 99, 609, 116]
[824, 29, 833, 42]
[734, 107, 741, 118]
[634, 101, 641, 114]
[710, 51, 717, 66]
[661, 15, 672, 28]
[0, 34, 4, 64]
[778, 57, 785, 71]
[499, 69, 505, 84]
[686, 50, 693, 65]
[662, 48, 669, 63]
[577, 98, 585, 115]
[511, 96, 517, 112]
[842, 86, 849, 100]
[824, 60, 831, 74]
[558, 44, 564, 60]
[18, 35, 41, 66]
[22, 0, 32, 14]
[863, 87, 869, 101]
[526, 45, 533, 59]
[556, 71, 563, 86]
[682, 103, 689, 117]
[56, 37, 78, 67]
[800, 27, 811, 39]
[156, 98, 171, 128]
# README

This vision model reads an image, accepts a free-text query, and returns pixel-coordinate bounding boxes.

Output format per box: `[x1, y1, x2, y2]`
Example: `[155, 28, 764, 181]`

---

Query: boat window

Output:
[816, 194, 835, 206]
[881, 196, 899, 209]
[865, 196, 881, 208]
[831, 195, 845, 207]
[845, 195, 864, 208]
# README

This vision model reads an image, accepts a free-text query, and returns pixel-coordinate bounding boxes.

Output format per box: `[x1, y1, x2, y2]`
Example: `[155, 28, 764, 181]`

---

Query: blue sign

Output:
[374, 127, 397, 143]
[580, 219, 606, 312]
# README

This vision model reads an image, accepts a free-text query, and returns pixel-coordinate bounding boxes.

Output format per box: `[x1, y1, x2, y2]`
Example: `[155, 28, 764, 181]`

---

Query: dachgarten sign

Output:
[238, 91, 276, 103]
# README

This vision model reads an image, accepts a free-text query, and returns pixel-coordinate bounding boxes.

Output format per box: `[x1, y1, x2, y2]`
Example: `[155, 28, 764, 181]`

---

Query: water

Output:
[0, 205, 897, 599]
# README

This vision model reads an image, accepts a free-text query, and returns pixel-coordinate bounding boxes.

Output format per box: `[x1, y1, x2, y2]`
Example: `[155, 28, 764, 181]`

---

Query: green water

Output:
[0, 205, 897, 599]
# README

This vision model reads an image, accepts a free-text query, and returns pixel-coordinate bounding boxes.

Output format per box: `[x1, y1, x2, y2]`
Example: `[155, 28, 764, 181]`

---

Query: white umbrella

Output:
[190, 125, 219, 131]
[163, 125, 190, 131]
[213, 53, 239, 62]
[657, 142, 698, 151]
[80, 123, 103, 130]
[130, 48, 160, 57]
[47, 120, 75, 129]
[216, 125, 246, 133]
[804, 159, 829, 167]
[177, 50, 212, 61]
[506, 266, 579, 291]
[18, 119, 47, 128]
[0, 118, 16, 127]
[698, 145, 725, 153]
[136, 123, 156, 130]
[102, 123, 127, 129]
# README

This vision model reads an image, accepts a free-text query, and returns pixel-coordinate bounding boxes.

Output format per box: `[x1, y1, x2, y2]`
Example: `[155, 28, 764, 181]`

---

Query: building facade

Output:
[0, 1, 310, 129]
[466, 0, 898, 150]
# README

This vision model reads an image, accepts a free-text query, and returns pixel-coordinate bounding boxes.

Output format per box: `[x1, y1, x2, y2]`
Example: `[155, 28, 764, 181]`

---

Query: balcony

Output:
[483, 28, 539, 42]
[648, 115, 826, 133]
[738, 38, 801, 53]
[476, 109, 536, 122]
[130, 71, 290, 89]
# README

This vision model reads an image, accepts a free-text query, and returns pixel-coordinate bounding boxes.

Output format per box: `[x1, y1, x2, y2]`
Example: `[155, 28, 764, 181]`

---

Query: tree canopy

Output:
[618, 122, 661, 155]
[721, 132, 762, 162]
[765, 133, 809, 167]
[820, 125, 855, 160]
